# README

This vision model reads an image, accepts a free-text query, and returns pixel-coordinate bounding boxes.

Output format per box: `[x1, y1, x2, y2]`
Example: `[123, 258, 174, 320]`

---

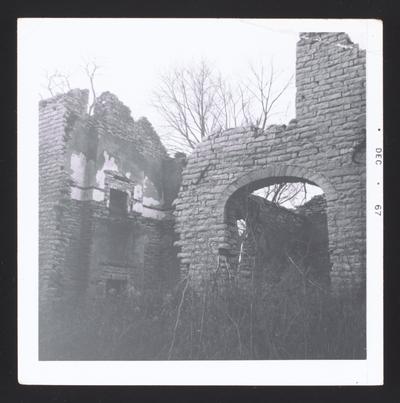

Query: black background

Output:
[1, 0, 398, 401]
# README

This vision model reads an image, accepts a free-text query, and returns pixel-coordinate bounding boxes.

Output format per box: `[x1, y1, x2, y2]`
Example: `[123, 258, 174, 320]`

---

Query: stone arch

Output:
[174, 129, 365, 293]
[215, 164, 338, 222]
[173, 31, 366, 294]
[212, 165, 340, 285]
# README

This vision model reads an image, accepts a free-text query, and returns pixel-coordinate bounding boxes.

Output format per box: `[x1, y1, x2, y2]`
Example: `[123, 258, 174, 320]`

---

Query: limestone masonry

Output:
[39, 32, 366, 306]
[39, 91, 184, 304]
[174, 32, 366, 293]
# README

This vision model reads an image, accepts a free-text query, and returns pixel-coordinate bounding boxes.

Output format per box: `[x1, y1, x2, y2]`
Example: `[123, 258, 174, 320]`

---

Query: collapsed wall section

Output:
[227, 194, 330, 287]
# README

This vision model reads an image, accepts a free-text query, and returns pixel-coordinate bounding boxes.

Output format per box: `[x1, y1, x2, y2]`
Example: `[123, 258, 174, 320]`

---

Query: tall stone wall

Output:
[174, 32, 366, 293]
[39, 89, 183, 308]
[39, 90, 89, 304]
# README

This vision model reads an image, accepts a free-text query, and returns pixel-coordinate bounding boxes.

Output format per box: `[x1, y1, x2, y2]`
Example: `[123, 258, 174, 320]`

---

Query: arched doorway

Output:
[222, 175, 330, 290]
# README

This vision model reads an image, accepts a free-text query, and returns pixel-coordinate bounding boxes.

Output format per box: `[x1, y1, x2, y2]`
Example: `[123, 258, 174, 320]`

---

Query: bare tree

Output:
[254, 182, 309, 208]
[83, 61, 100, 115]
[41, 60, 101, 115]
[43, 70, 72, 97]
[240, 62, 293, 131]
[215, 75, 241, 129]
[153, 59, 293, 151]
[153, 60, 223, 150]
[153, 60, 306, 208]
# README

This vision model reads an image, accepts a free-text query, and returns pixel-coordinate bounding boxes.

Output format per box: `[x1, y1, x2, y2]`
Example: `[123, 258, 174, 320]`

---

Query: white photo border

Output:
[17, 18, 383, 386]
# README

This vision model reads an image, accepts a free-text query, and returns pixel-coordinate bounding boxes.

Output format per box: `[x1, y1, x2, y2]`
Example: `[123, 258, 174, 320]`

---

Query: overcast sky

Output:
[20, 18, 368, 152]
[18, 19, 372, 206]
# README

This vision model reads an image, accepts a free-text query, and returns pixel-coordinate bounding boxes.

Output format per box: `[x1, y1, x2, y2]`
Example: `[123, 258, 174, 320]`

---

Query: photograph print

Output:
[18, 18, 383, 385]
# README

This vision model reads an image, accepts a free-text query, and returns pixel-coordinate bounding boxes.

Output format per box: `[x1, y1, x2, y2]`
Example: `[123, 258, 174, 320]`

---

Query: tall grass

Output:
[39, 266, 365, 360]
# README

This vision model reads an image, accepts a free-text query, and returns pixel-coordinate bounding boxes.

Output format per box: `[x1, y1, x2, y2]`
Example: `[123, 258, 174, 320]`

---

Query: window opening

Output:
[109, 188, 128, 216]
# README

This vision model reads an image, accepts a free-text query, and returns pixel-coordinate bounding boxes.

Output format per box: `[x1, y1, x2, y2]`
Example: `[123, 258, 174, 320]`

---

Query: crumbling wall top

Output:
[299, 32, 358, 48]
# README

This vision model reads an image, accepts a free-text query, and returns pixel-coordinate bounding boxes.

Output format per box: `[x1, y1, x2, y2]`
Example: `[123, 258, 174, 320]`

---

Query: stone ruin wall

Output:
[39, 32, 366, 305]
[39, 90, 183, 305]
[174, 32, 366, 294]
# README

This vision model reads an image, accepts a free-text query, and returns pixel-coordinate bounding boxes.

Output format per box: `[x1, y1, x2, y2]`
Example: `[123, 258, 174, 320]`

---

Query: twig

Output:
[167, 276, 190, 359]
[286, 252, 328, 294]
[226, 312, 243, 356]
[199, 289, 207, 349]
